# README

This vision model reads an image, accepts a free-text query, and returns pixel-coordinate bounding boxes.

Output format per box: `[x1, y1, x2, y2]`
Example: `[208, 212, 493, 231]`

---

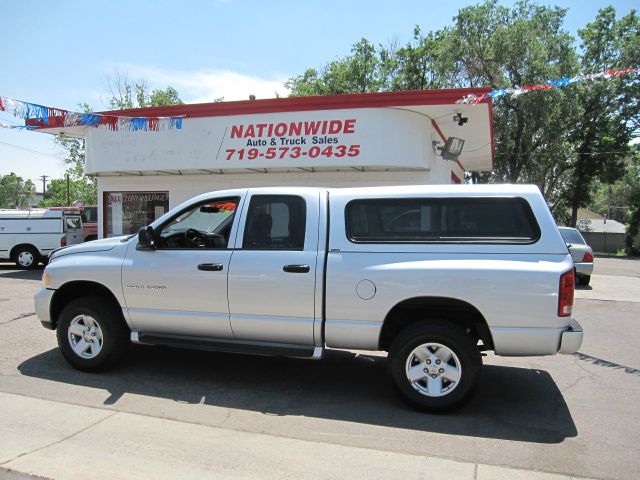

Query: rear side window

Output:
[345, 197, 540, 243]
[559, 228, 585, 245]
[243, 195, 306, 250]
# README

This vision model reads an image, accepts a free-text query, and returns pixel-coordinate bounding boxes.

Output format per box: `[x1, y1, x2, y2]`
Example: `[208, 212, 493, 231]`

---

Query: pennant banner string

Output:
[456, 68, 639, 104]
[0, 95, 184, 132]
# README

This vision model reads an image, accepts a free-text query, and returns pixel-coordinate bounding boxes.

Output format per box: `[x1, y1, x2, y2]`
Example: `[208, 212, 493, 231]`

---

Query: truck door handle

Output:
[283, 264, 310, 273]
[197, 263, 223, 271]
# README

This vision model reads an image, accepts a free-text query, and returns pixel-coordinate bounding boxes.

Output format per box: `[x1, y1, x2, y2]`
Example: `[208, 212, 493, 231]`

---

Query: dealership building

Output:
[36, 88, 494, 238]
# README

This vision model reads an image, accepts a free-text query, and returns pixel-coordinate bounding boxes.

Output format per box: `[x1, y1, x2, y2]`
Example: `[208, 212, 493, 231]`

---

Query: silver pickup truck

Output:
[35, 185, 583, 411]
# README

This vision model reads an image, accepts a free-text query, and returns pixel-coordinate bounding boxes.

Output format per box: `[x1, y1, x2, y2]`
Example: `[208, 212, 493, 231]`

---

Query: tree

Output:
[389, 27, 449, 91]
[286, 39, 382, 95]
[565, 7, 639, 226]
[0, 173, 35, 209]
[39, 136, 97, 207]
[590, 147, 640, 252]
[441, 0, 581, 213]
[106, 70, 184, 109]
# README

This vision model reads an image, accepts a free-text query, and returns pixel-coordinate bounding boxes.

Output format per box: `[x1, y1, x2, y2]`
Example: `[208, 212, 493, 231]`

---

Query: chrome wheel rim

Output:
[17, 251, 34, 267]
[405, 342, 461, 397]
[68, 315, 103, 359]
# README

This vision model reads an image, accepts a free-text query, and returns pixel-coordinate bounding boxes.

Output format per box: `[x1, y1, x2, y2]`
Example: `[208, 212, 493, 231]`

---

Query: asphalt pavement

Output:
[0, 257, 638, 479]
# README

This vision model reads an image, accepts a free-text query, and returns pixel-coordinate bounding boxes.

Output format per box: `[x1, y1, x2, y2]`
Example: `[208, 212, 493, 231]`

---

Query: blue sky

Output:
[1, 0, 636, 189]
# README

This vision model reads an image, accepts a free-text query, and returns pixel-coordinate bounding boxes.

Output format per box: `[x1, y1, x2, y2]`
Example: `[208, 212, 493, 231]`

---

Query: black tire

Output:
[388, 321, 482, 412]
[13, 245, 40, 270]
[56, 296, 130, 372]
[578, 275, 591, 286]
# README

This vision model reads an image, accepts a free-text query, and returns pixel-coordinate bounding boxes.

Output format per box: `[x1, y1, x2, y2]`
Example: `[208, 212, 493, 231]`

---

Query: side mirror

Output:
[137, 225, 156, 249]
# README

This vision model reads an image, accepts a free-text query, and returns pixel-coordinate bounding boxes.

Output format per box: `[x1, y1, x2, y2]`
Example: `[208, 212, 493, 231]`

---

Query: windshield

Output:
[559, 228, 586, 245]
[161, 200, 237, 236]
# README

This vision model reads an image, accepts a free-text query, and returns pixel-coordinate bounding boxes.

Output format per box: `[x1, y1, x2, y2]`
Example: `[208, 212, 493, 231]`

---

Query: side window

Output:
[439, 199, 538, 240]
[157, 197, 239, 249]
[242, 195, 306, 250]
[346, 197, 539, 243]
[64, 216, 82, 231]
[346, 200, 436, 242]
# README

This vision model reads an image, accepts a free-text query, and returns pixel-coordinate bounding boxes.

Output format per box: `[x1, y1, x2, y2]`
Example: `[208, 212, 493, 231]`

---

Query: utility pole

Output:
[39, 175, 49, 196]
[66, 174, 70, 206]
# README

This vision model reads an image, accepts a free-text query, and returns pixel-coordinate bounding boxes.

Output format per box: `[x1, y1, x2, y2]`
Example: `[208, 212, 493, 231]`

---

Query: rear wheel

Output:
[578, 275, 591, 286]
[13, 246, 40, 270]
[388, 321, 481, 412]
[56, 296, 129, 372]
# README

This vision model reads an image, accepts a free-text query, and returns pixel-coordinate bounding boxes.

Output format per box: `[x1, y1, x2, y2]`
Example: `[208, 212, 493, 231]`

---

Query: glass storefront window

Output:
[104, 191, 169, 237]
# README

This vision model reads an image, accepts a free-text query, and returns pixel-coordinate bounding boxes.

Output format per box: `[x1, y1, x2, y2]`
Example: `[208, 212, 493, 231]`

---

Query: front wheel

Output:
[56, 296, 130, 372]
[388, 321, 482, 412]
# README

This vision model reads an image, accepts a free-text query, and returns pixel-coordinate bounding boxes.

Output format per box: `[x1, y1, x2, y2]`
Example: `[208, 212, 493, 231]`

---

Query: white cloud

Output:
[117, 65, 290, 104]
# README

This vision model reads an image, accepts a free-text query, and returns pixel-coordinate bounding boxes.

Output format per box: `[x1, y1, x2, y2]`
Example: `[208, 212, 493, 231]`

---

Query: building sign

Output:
[86, 108, 437, 174]
[224, 119, 359, 162]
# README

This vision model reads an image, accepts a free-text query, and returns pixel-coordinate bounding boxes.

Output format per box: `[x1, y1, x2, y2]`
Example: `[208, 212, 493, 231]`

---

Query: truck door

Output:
[121, 194, 244, 338]
[228, 191, 320, 346]
[63, 214, 84, 246]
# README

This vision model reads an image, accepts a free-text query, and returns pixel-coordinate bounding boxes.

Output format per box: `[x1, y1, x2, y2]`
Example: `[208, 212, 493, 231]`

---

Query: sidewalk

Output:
[0, 392, 593, 480]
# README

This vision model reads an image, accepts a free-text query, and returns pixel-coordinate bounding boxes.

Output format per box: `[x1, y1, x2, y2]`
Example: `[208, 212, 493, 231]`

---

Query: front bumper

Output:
[34, 287, 56, 329]
[559, 318, 583, 354]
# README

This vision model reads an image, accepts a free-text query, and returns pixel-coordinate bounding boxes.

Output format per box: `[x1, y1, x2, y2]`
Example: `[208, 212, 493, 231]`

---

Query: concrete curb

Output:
[0, 392, 595, 480]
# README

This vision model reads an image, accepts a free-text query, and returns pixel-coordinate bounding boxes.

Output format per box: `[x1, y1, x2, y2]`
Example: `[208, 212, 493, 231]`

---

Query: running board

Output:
[131, 332, 324, 359]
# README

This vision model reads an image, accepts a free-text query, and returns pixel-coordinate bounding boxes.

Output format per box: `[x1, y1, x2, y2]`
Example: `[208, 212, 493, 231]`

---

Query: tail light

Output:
[582, 251, 594, 263]
[558, 269, 574, 317]
[60, 236, 67, 247]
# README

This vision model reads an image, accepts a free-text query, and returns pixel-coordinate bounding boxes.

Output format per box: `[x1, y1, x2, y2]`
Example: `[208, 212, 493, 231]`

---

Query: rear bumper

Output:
[34, 287, 55, 329]
[574, 262, 593, 276]
[491, 318, 583, 356]
[558, 318, 583, 354]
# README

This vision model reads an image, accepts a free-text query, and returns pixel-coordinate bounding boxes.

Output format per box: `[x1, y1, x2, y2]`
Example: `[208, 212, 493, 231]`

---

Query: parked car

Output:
[0, 208, 83, 269]
[35, 185, 582, 412]
[49, 206, 98, 242]
[558, 227, 594, 286]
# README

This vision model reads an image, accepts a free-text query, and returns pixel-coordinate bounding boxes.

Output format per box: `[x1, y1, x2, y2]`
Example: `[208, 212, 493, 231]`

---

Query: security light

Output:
[438, 136, 465, 161]
[453, 113, 468, 126]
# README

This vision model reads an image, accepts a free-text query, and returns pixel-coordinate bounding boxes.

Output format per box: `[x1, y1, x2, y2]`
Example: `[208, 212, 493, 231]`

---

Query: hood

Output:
[50, 235, 134, 260]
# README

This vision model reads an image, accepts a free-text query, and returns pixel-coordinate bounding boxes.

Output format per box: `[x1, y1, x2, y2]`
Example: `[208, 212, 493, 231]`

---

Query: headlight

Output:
[42, 271, 51, 288]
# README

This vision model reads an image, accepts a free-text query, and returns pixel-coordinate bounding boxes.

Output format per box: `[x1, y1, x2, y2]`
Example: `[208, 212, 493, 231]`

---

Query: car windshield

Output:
[559, 228, 585, 245]
[161, 200, 237, 236]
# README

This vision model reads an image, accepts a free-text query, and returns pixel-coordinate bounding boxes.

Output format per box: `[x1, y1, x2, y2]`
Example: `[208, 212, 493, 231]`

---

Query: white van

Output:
[0, 209, 84, 269]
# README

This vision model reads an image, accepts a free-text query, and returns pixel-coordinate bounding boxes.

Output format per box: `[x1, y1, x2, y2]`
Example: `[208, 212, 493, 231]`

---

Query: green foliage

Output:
[286, 39, 382, 95]
[0, 173, 35, 209]
[39, 136, 97, 207]
[590, 149, 640, 221]
[566, 7, 640, 225]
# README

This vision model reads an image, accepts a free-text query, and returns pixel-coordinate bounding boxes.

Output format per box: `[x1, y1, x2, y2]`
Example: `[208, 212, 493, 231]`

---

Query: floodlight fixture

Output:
[438, 136, 465, 161]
